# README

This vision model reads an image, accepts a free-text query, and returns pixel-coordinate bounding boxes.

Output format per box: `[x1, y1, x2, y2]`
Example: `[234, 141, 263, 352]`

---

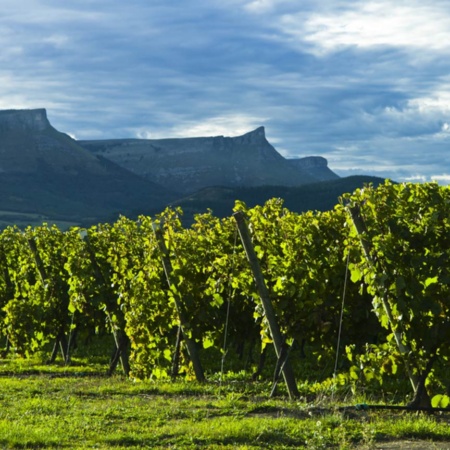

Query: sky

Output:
[2, 0, 450, 182]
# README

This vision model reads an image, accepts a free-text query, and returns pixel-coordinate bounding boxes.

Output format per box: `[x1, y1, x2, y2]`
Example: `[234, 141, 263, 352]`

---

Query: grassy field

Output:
[0, 358, 450, 449]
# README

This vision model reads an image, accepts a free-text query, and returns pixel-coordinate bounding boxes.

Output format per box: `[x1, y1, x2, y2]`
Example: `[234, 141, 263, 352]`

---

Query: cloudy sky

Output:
[2, 0, 450, 182]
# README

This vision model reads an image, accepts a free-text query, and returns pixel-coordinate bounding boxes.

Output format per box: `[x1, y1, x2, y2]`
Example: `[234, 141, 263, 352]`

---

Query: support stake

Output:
[347, 205, 419, 392]
[153, 223, 205, 382]
[233, 211, 299, 399]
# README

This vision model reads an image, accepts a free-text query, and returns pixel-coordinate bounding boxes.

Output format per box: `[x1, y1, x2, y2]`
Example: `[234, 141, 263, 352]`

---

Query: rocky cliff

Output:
[80, 127, 339, 194]
[0, 108, 50, 132]
[0, 108, 107, 175]
[287, 156, 339, 181]
[0, 109, 175, 223]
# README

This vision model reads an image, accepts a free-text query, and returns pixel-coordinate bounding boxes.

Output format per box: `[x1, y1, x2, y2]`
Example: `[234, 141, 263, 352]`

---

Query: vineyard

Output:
[1, 180, 450, 409]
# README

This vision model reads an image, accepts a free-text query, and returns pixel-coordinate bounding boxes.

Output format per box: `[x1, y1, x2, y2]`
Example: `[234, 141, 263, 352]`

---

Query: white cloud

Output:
[431, 174, 450, 184]
[404, 175, 428, 182]
[408, 92, 450, 114]
[278, 1, 450, 54]
[135, 114, 267, 140]
[373, 87, 450, 141]
[244, 0, 285, 13]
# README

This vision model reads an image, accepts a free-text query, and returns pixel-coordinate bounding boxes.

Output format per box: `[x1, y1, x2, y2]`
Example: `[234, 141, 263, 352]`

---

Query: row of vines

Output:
[0, 180, 449, 405]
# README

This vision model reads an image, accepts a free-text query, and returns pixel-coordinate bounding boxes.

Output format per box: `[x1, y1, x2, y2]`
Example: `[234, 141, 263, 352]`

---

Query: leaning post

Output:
[233, 211, 299, 399]
[152, 222, 205, 382]
[347, 204, 419, 393]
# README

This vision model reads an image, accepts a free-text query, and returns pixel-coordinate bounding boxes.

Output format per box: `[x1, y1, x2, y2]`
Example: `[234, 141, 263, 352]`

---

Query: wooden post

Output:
[152, 223, 205, 382]
[347, 205, 419, 392]
[28, 238, 69, 363]
[84, 237, 130, 376]
[0, 245, 15, 356]
[233, 211, 299, 399]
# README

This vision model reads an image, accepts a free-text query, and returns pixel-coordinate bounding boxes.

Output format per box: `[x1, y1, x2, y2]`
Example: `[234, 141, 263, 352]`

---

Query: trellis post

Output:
[152, 223, 205, 382]
[347, 205, 420, 393]
[233, 211, 299, 399]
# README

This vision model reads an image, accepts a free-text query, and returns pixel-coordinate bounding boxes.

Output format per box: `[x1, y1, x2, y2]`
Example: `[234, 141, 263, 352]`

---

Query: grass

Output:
[0, 359, 450, 449]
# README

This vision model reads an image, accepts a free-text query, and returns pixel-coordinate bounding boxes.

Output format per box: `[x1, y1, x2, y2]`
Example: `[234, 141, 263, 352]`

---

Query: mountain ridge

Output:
[0, 108, 384, 228]
[79, 126, 339, 194]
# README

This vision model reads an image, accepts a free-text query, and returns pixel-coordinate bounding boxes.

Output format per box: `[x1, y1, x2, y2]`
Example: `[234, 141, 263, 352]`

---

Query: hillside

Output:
[0, 109, 176, 227]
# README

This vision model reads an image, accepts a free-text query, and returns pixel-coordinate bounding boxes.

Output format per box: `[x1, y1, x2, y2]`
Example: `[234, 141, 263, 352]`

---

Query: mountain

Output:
[286, 156, 337, 181]
[0, 108, 387, 229]
[79, 127, 339, 194]
[0, 109, 176, 227]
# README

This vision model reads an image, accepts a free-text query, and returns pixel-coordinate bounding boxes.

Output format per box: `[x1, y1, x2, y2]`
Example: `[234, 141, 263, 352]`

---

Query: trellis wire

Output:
[333, 251, 350, 380]
[220, 226, 239, 387]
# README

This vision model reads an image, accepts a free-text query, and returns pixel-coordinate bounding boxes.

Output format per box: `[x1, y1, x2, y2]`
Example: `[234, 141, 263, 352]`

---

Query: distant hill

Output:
[0, 109, 176, 227]
[79, 127, 339, 194]
[170, 176, 387, 224]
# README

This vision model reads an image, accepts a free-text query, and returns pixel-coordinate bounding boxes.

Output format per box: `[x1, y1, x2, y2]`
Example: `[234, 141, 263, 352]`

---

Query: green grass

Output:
[0, 360, 450, 449]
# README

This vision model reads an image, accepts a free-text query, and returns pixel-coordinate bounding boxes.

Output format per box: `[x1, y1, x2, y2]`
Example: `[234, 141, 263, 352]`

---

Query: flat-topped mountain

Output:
[0, 108, 382, 229]
[0, 108, 49, 132]
[0, 109, 175, 225]
[0, 109, 110, 174]
[287, 156, 335, 181]
[79, 126, 338, 194]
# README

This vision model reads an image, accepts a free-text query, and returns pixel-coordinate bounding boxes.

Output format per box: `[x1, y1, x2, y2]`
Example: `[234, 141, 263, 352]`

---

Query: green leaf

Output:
[391, 360, 398, 375]
[424, 276, 438, 288]
[202, 338, 214, 349]
[210, 293, 223, 307]
[349, 365, 359, 380]
[432, 394, 443, 408]
[380, 314, 390, 329]
[161, 349, 171, 362]
[274, 276, 284, 292]
[350, 266, 362, 283]
[432, 394, 450, 408]
[345, 346, 353, 362]
[363, 368, 374, 381]
[35, 331, 44, 342]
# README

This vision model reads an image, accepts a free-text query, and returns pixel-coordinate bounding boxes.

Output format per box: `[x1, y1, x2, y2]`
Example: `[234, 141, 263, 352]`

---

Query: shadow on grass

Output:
[104, 435, 175, 447]
[0, 440, 64, 449]
[103, 434, 305, 448]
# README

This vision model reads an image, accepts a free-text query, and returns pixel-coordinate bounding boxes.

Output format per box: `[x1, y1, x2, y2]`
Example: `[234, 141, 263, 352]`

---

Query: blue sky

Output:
[2, 0, 450, 182]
